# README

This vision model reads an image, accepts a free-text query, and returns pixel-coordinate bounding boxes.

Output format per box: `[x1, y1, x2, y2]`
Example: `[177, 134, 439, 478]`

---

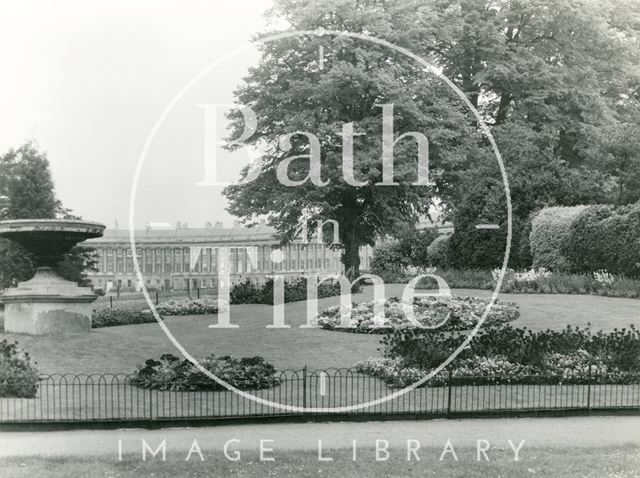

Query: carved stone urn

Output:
[0, 219, 105, 334]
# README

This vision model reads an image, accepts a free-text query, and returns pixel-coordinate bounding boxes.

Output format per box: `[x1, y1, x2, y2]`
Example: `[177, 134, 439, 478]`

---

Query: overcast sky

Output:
[0, 0, 277, 229]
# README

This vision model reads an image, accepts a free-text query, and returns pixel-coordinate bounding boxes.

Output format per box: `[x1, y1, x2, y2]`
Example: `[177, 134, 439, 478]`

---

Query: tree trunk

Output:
[341, 236, 361, 282]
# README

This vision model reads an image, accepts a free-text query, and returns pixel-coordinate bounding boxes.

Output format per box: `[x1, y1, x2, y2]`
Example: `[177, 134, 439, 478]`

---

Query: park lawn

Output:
[1, 284, 639, 374]
[0, 446, 638, 477]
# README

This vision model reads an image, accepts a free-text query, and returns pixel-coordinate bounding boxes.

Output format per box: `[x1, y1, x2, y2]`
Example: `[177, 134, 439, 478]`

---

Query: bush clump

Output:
[131, 353, 279, 391]
[155, 297, 226, 315]
[231, 276, 348, 305]
[316, 296, 519, 333]
[564, 202, 640, 278]
[357, 325, 640, 387]
[92, 308, 154, 328]
[529, 205, 589, 271]
[0, 340, 39, 398]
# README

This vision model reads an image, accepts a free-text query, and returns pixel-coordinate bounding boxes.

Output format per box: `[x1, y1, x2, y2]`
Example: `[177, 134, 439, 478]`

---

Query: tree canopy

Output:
[224, 0, 640, 273]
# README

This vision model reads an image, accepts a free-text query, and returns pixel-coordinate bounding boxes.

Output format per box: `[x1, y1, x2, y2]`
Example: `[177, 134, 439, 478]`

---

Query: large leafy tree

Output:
[420, 0, 640, 267]
[0, 142, 97, 288]
[224, 0, 640, 273]
[224, 0, 475, 279]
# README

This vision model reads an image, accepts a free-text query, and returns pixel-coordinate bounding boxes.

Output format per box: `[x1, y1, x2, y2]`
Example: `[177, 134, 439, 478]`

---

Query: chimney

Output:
[214, 221, 224, 229]
[205, 221, 213, 229]
[176, 221, 181, 229]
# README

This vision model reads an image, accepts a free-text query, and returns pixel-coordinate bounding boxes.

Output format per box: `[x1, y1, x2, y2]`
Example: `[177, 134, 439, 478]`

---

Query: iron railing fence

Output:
[1, 368, 639, 423]
[93, 288, 219, 311]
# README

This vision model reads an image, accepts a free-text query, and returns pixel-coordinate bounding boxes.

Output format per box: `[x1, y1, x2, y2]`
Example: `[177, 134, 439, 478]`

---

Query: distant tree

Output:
[0, 142, 97, 288]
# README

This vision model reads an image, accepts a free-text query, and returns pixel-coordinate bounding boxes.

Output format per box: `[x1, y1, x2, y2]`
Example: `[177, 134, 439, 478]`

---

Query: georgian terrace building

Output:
[84, 222, 373, 292]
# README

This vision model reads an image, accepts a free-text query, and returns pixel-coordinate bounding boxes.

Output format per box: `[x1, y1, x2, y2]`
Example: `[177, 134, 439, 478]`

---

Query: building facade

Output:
[84, 224, 373, 292]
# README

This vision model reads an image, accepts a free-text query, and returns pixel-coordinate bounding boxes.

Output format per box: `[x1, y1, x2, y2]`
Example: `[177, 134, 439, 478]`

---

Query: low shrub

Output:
[155, 297, 225, 315]
[131, 353, 279, 391]
[366, 324, 640, 387]
[92, 308, 154, 328]
[316, 295, 519, 333]
[426, 235, 450, 268]
[0, 340, 39, 398]
[371, 229, 439, 280]
[230, 276, 350, 305]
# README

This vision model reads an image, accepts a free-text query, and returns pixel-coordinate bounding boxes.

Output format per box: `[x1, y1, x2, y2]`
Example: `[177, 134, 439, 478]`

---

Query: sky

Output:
[0, 0, 278, 229]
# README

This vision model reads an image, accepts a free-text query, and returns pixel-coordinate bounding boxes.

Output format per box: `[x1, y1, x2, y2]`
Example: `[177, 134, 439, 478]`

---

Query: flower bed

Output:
[407, 268, 640, 298]
[356, 325, 640, 387]
[316, 296, 519, 333]
[130, 353, 279, 391]
[154, 297, 226, 316]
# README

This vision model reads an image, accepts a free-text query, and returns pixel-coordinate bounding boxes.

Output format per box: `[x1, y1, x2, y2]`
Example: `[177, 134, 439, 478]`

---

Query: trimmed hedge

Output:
[529, 206, 589, 271]
[564, 202, 640, 277]
[92, 308, 154, 328]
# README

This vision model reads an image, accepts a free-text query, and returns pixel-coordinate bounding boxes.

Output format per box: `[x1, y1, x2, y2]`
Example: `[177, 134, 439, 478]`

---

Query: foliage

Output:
[230, 277, 348, 305]
[426, 234, 450, 269]
[0, 339, 39, 398]
[316, 295, 519, 333]
[131, 353, 279, 391]
[529, 206, 589, 271]
[92, 308, 155, 328]
[154, 297, 226, 316]
[360, 324, 640, 387]
[222, 0, 640, 279]
[371, 228, 439, 281]
[564, 202, 640, 278]
[381, 324, 640, 372]
[0, 142, 97, 288]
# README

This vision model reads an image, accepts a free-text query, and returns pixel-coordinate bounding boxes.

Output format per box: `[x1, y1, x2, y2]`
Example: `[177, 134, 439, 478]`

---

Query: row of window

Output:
[96, 244, 345, 275]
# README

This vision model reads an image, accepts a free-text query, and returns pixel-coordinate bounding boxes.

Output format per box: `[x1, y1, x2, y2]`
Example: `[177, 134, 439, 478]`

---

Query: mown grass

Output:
[1, 446, 638, 477]
[1, 285, 639, 374]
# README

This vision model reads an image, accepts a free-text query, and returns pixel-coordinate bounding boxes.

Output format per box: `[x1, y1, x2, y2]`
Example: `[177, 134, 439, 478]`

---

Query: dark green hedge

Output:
[564, 202, 640, 277]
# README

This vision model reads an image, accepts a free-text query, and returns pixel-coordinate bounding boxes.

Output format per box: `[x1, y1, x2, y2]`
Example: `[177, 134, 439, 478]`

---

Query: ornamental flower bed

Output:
[354, 353, 630, 388]
[154, 297, 227, 316]
[356, 325, 640, 387]
[316, 296, 519, 333]
[131, 353, 279, 391]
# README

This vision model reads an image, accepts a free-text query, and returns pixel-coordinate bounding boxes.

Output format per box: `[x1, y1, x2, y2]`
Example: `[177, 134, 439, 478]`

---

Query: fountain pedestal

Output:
[0, 219, 105, 335]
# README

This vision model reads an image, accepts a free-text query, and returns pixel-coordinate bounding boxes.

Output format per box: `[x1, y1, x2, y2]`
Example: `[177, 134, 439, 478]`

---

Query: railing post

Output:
[197, 287, 200, 299]
[302, 366, 308, 410]
[587, 364, 592, 413]
[149, 389, 154, 420]
[109, 295, 113, 309]
[155, 290, 159, 305]
[446, 368, 453, 417]
[187, 279, 191, 299]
